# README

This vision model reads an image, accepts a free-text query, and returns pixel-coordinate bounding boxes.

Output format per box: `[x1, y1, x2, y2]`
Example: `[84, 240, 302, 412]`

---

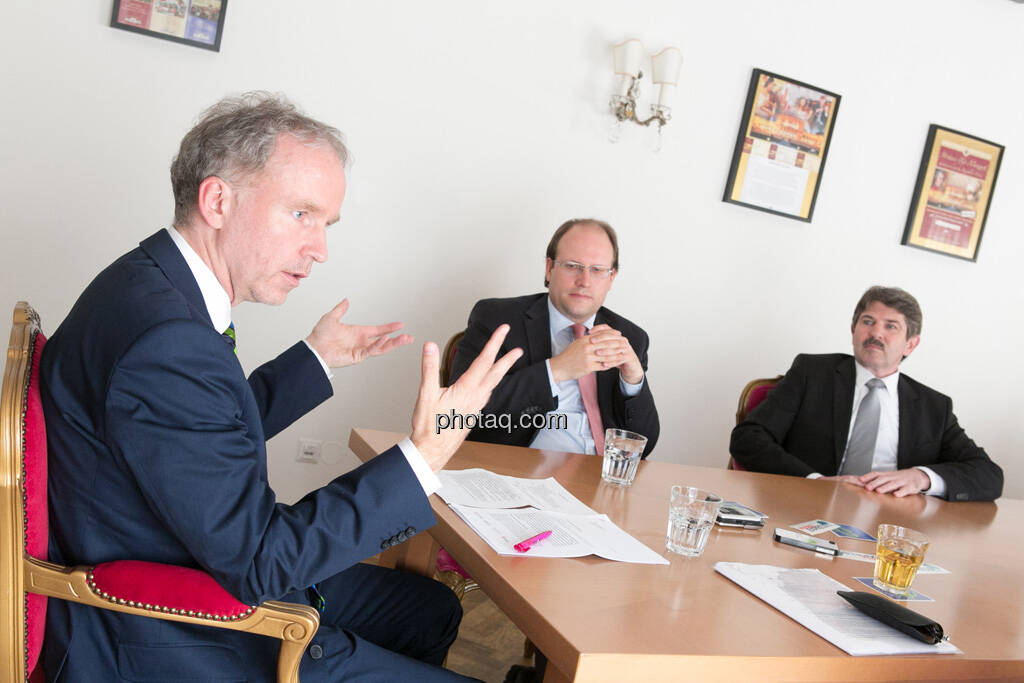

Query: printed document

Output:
[436, 469, 667, 565]
[436, 469, 595, 515]
[714, 562, 960, 656]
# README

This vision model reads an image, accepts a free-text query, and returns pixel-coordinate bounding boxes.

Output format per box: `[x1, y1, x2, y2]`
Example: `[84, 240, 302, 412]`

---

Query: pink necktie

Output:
[572, 323, 605, 455]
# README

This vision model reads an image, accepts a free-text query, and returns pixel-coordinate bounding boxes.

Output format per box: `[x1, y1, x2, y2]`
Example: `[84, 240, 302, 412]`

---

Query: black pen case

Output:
[836, 590, 945, 644]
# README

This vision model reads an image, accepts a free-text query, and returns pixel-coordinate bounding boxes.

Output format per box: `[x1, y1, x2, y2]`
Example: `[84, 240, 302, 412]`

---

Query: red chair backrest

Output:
[24, 332, 48, 677]
[745, 382, 776, 414]
[729, 376, 782, 471]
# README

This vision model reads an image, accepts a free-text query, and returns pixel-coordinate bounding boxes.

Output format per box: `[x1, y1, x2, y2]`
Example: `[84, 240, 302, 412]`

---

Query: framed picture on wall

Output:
[110, 0, 228, 52]
[902, 125, 1004, 262]
[723, 69, 840, 222]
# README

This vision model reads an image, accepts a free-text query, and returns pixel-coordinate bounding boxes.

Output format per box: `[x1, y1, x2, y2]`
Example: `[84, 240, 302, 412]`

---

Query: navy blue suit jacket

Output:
[729, 353, 1003, 502]
[450, 294, 659, 457]
[40, 230, 435, 682]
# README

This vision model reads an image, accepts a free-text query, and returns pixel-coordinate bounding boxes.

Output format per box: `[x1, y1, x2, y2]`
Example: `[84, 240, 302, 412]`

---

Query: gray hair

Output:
[170, 91, 348, 226]
[851, 286, 923, 338]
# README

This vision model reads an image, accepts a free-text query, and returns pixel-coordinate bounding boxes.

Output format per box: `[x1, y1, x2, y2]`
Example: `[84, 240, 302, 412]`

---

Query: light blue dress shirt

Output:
[528, 298, 644, 455]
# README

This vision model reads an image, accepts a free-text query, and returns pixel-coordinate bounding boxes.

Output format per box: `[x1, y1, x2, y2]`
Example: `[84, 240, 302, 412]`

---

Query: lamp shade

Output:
[650, 47, 683, 86]
[612, 39, 644, 76]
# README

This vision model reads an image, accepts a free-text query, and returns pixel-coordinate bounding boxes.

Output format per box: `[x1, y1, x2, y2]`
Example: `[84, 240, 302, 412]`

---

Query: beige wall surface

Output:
[2, 1, 1022, 501]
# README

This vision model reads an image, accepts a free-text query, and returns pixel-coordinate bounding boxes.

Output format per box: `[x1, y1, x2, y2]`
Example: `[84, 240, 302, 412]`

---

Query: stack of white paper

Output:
[714, 562, 960, 656]
[436, 469, 668, 565]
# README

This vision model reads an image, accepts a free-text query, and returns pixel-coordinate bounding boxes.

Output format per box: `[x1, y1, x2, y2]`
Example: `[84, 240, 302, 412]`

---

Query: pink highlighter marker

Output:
[514, 530, 553, 553]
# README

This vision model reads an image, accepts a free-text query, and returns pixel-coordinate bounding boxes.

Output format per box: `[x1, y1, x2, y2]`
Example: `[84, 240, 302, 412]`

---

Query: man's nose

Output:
[575, 267, 592, 285]
[306, 225, 328, 263]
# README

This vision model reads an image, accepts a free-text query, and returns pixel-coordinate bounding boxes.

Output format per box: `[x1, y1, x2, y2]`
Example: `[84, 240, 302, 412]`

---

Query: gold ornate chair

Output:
[439, 330, 465, 389]
[433, 330, 479, 598]
[729, 375, 784, 470]
[1, 302, 320, 683]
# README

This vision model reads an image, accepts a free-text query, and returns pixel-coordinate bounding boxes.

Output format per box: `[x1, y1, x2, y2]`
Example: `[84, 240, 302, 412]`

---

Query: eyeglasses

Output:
[552, 260, 615, 279]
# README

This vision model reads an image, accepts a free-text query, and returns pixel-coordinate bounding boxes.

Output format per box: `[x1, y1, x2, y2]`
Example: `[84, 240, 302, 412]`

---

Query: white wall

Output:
[3, 1, 1022, 502]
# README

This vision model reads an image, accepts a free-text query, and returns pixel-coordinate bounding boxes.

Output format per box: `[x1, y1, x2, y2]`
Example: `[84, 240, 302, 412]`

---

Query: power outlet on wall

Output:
[296, 438, 322, 464]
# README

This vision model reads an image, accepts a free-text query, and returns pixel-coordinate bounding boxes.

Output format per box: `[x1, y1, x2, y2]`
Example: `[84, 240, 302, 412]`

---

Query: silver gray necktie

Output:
[840, 378, 885, 476]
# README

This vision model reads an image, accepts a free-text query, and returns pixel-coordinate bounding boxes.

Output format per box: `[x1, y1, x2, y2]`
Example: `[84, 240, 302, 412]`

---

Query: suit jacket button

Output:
[309, 644, 323, 660]
[956, 493, 968, 501]
[380, 540, 391, 550]
[405, 526, 416, 536]
[396, 531, 409, 542]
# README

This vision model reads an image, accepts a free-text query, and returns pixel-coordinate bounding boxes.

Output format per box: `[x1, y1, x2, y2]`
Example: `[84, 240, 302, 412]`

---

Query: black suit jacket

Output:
[450, 293, 659, 456]
[39, 229, 435, 682]
[729, 353, 1003, 502]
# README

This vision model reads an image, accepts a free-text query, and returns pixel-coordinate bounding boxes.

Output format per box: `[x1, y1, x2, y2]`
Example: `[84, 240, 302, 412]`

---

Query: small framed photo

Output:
[110, 0, 228, 52]
[902, 125, 1004, 261]
[723, 69, 841, 222]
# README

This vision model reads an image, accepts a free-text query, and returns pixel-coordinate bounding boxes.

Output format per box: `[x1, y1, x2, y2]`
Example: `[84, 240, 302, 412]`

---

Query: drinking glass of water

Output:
[666, 485, 722, 557]
[601, 429, 648, 486]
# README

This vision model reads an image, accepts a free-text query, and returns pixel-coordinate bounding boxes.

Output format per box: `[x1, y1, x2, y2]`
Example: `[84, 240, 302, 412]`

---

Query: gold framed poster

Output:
[902, 125, 1004, 261]
[723, 69, 840, 222]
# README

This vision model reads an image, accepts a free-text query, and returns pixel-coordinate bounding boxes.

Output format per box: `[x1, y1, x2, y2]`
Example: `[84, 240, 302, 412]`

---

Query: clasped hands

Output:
[821, 468, 931, 497]
[549, 324, 643, 385]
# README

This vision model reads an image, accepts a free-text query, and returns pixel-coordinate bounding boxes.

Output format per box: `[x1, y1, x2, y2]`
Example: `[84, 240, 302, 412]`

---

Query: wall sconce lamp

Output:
[609, 39, 683, 149]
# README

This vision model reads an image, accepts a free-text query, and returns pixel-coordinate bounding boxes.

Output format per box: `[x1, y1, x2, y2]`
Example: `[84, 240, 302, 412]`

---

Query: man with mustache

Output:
[449, 218, 659, 458]
[729, 286, 1002, 501]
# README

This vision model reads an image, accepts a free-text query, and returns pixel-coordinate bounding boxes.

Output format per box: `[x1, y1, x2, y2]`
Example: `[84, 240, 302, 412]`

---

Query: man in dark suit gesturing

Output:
[40, 93, 520, 682]
[730, 286, 1002, 502]
[450, 218, 659, 457]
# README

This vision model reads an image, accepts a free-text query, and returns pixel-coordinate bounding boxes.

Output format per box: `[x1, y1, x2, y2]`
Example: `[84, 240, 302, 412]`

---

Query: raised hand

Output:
[304, 299, 413, 368]
[411, 325, 522, 471]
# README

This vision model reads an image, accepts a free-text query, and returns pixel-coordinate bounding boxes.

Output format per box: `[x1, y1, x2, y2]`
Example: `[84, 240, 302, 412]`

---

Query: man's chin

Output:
[251, 289, 290, 306]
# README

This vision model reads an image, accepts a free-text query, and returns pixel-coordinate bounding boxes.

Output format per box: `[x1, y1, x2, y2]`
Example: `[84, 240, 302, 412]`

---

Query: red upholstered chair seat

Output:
[88, 561, 255, 620]
[436, 547, 471, 579]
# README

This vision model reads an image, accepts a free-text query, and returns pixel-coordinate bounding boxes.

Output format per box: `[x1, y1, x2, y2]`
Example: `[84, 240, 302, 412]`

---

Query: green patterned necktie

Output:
[223, 322, 237, 354]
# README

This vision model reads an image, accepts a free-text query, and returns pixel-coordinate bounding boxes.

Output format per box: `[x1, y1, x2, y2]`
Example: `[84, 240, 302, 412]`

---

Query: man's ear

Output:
[902, 335, 921, 360]
[196, 176, 233, 229]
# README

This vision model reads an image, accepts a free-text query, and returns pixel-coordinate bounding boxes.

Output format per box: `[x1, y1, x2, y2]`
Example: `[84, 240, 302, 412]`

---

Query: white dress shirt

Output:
[809, 360, 945, 497]
[167, 227, 440, 494]
[528, 298, 643, 455]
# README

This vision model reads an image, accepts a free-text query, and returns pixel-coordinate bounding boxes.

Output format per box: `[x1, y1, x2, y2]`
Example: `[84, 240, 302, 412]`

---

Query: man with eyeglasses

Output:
[449, 218, 659, 457]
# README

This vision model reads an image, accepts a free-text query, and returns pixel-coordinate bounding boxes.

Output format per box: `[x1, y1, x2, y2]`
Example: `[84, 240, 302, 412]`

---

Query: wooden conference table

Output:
[349, 428, 1024, 682]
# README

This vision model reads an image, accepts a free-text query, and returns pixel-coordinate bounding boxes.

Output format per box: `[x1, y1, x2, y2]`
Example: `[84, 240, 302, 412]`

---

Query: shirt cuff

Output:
[806, 472, 824, 479]
[914, 466, 947, 498]
[302, 340, 333, 380]
[396, 437, 442, 496]
[544, 359, 558, 396]
[618, 374, 644, 397]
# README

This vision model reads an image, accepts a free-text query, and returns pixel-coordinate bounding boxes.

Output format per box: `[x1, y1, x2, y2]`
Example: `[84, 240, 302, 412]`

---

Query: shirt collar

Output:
[547, 297, 596, 338]
[854, 360, 900, 396]
[167, 226, 232, 333]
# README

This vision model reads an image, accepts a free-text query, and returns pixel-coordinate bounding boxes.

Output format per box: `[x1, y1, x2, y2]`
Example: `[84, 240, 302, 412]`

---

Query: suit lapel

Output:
[523, 295, 552, 363]
[139, 229, 214, 328]
[896, 375, 918, 468]
[832, 357, 855, 469]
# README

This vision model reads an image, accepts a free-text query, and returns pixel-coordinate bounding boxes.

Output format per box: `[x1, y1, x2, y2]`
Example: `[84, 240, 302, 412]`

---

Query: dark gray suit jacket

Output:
[729, 353, 1003, 502]
[450, 293, 659, 457]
